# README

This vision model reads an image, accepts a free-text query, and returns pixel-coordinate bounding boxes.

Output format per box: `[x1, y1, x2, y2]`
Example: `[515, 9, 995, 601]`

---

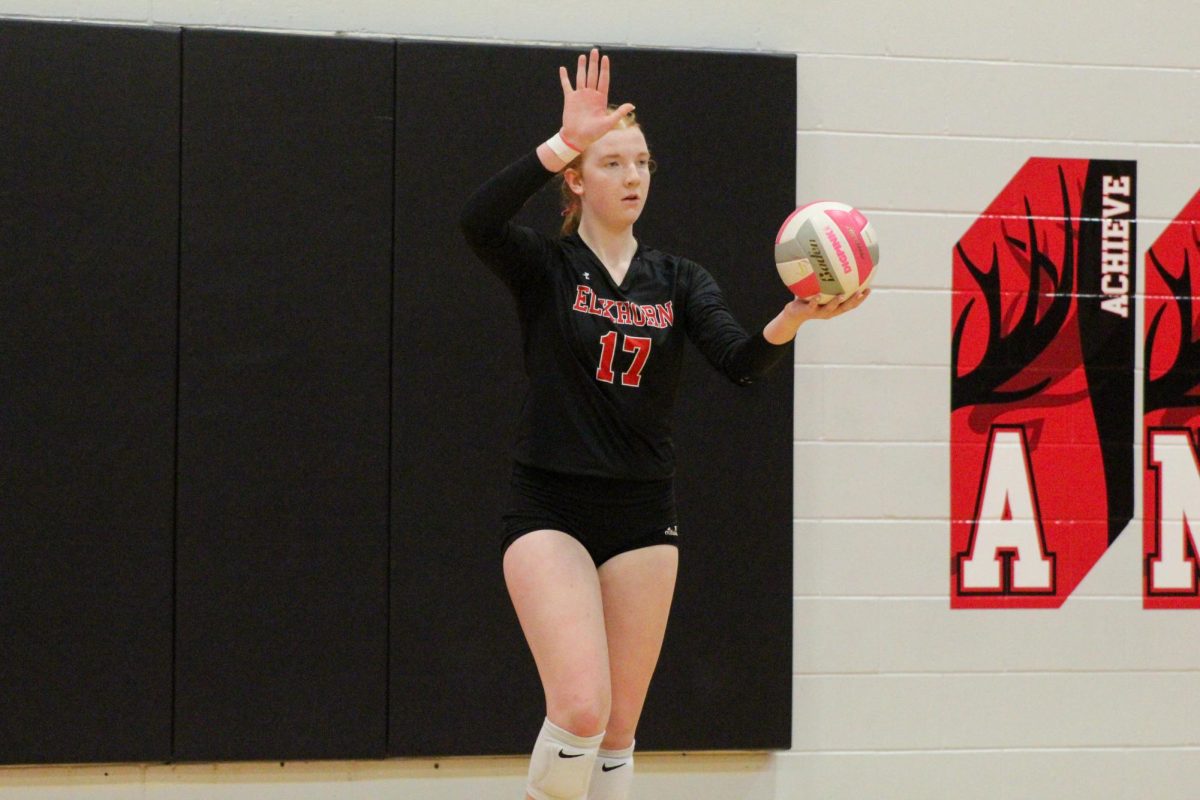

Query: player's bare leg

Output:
[505, 529, 611, 799]
[591, 543, 678, 798]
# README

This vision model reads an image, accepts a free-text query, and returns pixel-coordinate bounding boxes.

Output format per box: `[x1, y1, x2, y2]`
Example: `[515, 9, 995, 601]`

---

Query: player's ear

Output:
[564, 166, 584, 196]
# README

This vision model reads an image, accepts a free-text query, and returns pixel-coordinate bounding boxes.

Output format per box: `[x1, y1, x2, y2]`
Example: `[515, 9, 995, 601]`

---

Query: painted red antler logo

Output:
[951, 159, 1136, 609]
[1143, 190, 1200, 608]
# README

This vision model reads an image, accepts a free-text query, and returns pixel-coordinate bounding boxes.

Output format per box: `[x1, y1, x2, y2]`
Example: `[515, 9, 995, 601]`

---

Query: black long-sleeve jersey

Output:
[460, 149, 791, 480]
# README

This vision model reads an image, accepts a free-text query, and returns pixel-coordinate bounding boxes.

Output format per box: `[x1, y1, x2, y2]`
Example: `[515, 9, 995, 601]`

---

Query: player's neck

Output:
[577, 219, 637, 277]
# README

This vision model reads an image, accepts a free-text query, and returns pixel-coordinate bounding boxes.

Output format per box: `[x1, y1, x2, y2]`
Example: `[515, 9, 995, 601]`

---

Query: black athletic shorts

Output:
[501, 462, 679, 567]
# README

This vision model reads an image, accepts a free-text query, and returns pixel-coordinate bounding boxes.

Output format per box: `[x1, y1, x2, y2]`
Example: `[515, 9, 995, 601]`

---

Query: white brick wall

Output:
[2, 1, 1198, 797]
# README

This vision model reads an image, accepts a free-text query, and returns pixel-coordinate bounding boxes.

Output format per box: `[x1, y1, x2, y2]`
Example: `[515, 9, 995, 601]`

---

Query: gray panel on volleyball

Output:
[390, 42, 795, 755]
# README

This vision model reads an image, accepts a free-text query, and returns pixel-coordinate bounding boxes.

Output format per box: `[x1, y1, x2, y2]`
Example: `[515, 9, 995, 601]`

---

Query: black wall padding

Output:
[174, 30, 394, 760]
[390, 42, 795, 755]
[1, 17, 793, 764]
[0, 21, 178, 764]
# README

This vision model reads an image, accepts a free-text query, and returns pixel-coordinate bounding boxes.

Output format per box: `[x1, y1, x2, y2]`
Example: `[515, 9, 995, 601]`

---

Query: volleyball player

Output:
[460, 47, 868, 800]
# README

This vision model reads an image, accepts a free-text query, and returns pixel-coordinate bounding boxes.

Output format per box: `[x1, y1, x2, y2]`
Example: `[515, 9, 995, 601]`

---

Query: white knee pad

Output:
[526, 717, 604, 800]
[589, 742, 635, 800]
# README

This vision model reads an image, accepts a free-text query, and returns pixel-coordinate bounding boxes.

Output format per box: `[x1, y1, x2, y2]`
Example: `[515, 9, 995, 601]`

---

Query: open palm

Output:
[559, 48, 635, 150]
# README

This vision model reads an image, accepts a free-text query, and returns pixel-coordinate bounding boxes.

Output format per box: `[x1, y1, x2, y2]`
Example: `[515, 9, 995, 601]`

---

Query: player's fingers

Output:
[606, 103, 636, 125]
[560, 66, 572, 96]
[588, 47, 600, 89]
[842, 288, 870, 311]
[816, 297, 847, 318]
[575, 53, 587, 90]
[598, 54, 611, 97]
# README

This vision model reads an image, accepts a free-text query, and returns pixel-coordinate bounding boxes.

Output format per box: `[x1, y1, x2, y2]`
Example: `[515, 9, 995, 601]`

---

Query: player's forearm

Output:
[460, 150, 557, 246]
[763, 309, 804, 345]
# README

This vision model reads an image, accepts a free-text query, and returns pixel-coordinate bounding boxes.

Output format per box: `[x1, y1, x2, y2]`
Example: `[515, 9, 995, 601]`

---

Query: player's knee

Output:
[547, 690, 610, 738]
[526, 717, 605, 800]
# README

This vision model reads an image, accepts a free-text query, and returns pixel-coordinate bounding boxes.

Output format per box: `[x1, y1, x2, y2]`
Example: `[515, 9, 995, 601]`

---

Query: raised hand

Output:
[559, 48, 636, 151]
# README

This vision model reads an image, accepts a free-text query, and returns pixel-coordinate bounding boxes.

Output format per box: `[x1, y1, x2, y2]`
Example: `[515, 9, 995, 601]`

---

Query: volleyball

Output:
[774, 201, 879, 304]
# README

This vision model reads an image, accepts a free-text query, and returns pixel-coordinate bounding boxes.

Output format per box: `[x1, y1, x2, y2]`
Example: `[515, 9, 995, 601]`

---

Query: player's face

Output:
[574, 127, 651, 230]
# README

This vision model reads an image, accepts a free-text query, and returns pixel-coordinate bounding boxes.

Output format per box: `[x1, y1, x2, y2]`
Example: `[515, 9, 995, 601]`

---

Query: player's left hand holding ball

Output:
[789, 288, 870, 321]
[763, 287, 870, 344]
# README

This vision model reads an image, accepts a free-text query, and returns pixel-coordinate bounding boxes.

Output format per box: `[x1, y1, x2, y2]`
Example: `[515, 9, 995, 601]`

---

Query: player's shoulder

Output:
[648, 249, 719, 295]
[637, 242, 704, 276]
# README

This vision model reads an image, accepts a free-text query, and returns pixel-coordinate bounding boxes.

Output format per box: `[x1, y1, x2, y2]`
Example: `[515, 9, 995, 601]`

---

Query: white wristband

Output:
[545, 130, 582, 164]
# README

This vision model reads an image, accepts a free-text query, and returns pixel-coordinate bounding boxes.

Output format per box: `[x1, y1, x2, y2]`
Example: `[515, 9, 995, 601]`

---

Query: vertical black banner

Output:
[174, 29, 393, 760]
[0, 20, 178, 763]
[1078, 161, 1137, 545]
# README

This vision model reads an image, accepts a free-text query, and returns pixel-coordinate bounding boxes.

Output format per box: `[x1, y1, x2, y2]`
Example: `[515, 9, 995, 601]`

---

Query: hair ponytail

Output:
[558, 154, 584, 236]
